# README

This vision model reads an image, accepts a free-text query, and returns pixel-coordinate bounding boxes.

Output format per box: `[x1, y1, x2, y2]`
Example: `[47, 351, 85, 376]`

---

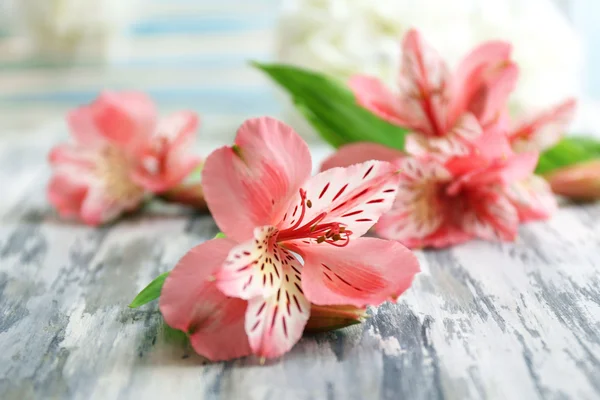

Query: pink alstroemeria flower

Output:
[48, 91, 201, 225]
[160, 117, 420, 360]
[321, 133, 557, 248]
[509, 98, 577, 153]
[350, 29, 518, 158]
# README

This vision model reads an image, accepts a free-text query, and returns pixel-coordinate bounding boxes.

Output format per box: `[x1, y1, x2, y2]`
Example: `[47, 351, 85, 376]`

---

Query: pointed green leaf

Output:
[129, 272, 169, 308]
[537, 136, 600, 175]
[254, 62, 408, 150]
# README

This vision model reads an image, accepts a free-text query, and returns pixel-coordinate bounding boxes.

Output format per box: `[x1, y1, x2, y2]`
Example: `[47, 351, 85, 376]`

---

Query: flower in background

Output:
[321, 132, 557, 248]
[160, 117, 420, 360]
[12, 0, 134, 60]
[48, 91, 201, 226]
[350, 29, 517, 158]
[277, 0, 581, 122]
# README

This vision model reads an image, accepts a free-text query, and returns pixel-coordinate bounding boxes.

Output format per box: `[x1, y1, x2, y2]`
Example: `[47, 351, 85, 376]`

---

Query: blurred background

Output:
[0, 0, 598, 144]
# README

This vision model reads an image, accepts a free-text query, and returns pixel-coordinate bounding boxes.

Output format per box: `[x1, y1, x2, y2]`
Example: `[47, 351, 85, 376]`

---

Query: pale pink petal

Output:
[159, 238, 252, 361]
[405, 113, 482, 158]
[202, 117, 312, 242]
[300, 237, 420, 307]
[67, 106, 105, 147]
[279, 161, 401, 239]
[79, 186, 143, 226]
[215, 226, 302, 300]
[320, 142, 404, 171]
[349, 75, 408, 126]
[467, 63, 519, 127]
[398, 29, 452, 136]
[450, 41, 512, 122]
[507, 176, 557, 222]
[49, 144, 97, 169]
[47, 173, 88, 220]
[375, 157, 451, 243]
[461, 189, 519, 241]
[91, 91, 157, 148]
[244, 264, 310, 359]
[511, 98, 577, 152]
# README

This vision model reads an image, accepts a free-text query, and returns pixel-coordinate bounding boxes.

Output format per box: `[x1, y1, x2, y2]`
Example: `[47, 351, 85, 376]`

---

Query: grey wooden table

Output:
[1, 134, 600, 400]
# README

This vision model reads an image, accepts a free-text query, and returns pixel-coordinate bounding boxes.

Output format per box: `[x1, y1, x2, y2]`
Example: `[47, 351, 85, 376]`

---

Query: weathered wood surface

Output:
[1, 135, 600, 400]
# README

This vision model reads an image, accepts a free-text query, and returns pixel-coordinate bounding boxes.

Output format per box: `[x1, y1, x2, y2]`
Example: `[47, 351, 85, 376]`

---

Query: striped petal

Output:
[300, 237, 420, 307]
[405, 113, 482, 158]
[375, 157, 450, 243]
[398, 29, 451, 136]
[460, 189, 519, 241]
[215, 226, 303, 300]
[507, 176, 557, 222]
[511, 98, 577, 152]
[245, 265, 310, 359]
[279, 161, 401, 239]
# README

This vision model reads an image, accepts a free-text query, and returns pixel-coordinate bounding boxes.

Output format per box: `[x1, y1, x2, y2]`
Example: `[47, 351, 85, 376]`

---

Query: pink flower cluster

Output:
[159, 117, 420, 361]
[48, 92, 201, 225]
[323, 29, 576, 248]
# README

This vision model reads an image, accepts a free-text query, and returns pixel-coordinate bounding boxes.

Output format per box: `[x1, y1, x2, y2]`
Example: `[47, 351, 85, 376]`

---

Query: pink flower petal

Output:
[405, 113, 482, 158]
[467, 63, 519, 128]
[460, 189, 519, 241]
[202, 117, 312, 242]
[375, 157, 451, 244]
[47, 173, 88, 219]
[511, 98, 577, 152]
[79, 186, 143, 226]
[67, 106, 106, 148]
[388, 225, 474, 249]
[448, 151, 539, 195]
[320, 142, 404, 171]
[244, 264, 310, 359]
[280, 161, 401, 239]
[91, 91, 157, 149]
[131, 111, 201, 193]
[450, 41, 512, 122]
[215, 226, 302, 300]
[398, 29, 452, 136]
[300, 237, 420, 307]
[49, 144, 97, 169]
[159, 238, 252, 361]
[349, 75, 408, 126]
[507, 176, 557, 222]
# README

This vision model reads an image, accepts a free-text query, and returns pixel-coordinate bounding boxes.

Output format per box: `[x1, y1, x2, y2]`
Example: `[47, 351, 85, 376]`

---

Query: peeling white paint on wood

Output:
[1, 139, 600, 400]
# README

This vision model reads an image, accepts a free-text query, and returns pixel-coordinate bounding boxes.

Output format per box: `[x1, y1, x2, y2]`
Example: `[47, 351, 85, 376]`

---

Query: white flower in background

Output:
[11, 0, 135, 60]
[277, 0, 583, 139]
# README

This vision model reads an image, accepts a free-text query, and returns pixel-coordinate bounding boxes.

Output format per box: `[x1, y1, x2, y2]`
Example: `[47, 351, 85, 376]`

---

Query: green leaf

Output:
[254, 62, 409, 150]
[537, 136, 600, 175]
[214, 232, 226, 238]
[129, 272, 169, 308]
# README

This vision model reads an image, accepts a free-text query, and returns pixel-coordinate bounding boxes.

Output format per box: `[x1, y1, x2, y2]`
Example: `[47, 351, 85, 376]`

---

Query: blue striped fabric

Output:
[0, 0, 281, 139]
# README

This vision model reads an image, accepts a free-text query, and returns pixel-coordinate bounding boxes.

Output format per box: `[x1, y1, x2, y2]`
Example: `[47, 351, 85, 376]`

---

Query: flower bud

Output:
[304, 304, 368, 333]
[546, 160, 600, 201]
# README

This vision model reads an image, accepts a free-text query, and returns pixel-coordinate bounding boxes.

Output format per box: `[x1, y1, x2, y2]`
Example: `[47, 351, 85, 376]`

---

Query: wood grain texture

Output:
[1, 139, 600, 400]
